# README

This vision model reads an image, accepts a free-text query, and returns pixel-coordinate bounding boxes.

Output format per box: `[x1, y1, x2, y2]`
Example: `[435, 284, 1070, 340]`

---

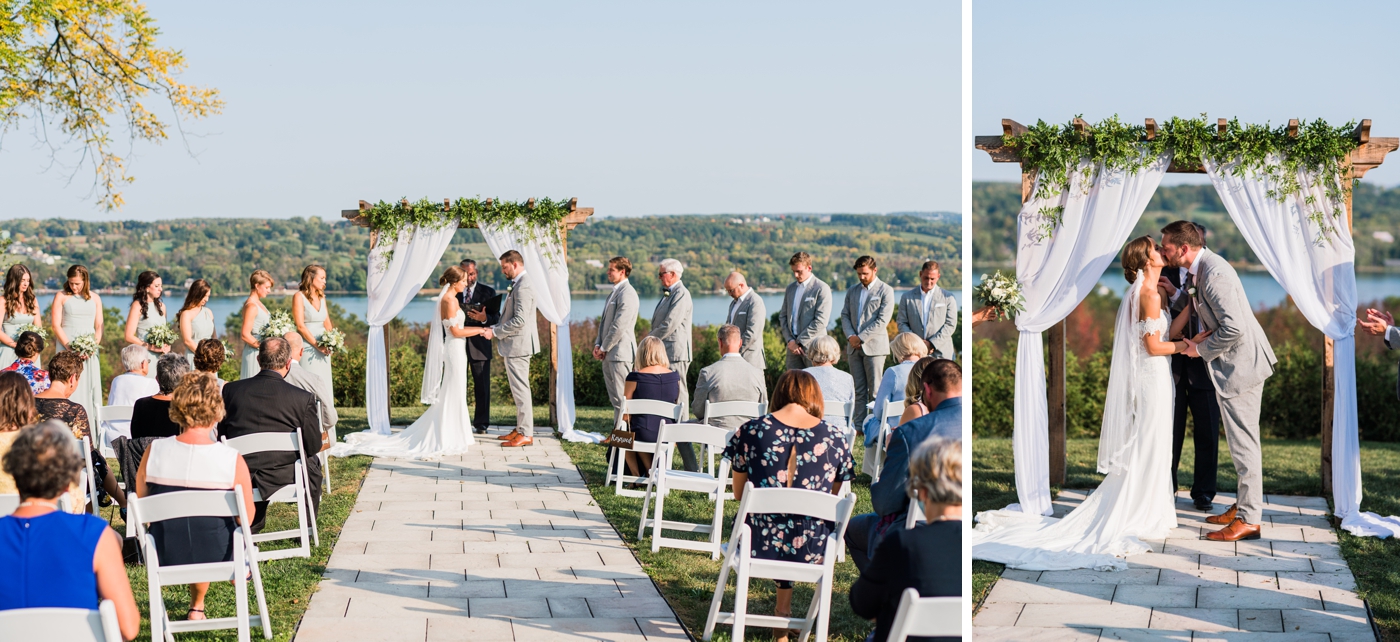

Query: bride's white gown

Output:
[971, 312, 1177, 571]
[330, 309, 473, 460]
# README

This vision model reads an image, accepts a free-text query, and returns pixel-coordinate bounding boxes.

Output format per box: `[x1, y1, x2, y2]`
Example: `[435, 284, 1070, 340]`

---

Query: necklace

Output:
[17, 499, 58, 509]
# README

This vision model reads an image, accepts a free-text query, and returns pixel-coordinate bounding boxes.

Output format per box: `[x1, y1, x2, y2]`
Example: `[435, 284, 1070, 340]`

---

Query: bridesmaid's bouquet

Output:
[222, 341, 239, 362]
[143, 324, 178, 350]
[318, 328, 346, 355]
[16, 322, 48, 340]
[259, 310, 296, 340]
[973, 270, 1027, 321]
[68, 333, 100, 360]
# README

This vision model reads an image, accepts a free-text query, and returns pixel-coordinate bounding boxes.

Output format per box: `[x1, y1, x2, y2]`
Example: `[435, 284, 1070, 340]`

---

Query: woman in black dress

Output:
[130, 354, 191, 440]
[34, 350, 126, 510]
[622, 336, 681, 476]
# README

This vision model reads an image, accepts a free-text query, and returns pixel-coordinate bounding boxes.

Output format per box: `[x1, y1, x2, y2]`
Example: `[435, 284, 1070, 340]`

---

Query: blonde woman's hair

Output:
[907, 437, 961, 506]
[905, 356, 938, 404]
[635, 335, 670, 370]
[891, 331, 929, 363]
[249, 269, 273, 290]
[169, 372, 226, 428]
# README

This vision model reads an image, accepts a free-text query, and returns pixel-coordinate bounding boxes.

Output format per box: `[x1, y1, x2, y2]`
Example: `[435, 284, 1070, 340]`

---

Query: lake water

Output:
[1094, 270, 1399, 309]
[202, 289, 964, 329]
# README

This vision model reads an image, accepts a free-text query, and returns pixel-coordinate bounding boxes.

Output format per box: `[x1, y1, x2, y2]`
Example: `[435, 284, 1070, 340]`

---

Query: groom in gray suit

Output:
[779, 252, 833, 370]
[896, 260, 958, 360]
[1165, 221, 1277, 541]
[593, 257, 639, 429]
[493, 250, 541, 448]
[841, 255, 896, 430]
[724, 272, 767, 371]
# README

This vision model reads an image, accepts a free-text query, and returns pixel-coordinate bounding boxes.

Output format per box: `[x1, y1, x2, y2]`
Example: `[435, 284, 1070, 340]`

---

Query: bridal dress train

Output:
[971, 275, 1177, 571]
[330, 305, 473, 460]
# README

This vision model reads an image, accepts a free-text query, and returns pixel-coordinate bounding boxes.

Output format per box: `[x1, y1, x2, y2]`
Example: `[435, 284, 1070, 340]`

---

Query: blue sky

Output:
[974, 0, 1400, 188]
[0, 1, 959, 221]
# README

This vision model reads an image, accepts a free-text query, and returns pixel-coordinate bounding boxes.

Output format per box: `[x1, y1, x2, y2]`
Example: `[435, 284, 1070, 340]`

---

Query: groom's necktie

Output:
[1185, 273, 1199, 338]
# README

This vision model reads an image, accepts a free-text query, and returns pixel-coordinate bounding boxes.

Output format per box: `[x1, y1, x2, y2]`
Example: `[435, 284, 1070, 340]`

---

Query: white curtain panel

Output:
[364, 224, 459, 435]
[1204, 156, 1400, 537]
[479, 223, 600, 442]
[1011, 151, 1171, 516]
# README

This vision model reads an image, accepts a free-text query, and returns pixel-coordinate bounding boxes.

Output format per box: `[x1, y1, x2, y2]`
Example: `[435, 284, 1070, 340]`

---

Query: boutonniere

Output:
[1187, 285, 1198, 298]
[663, 288, 672, 297]
[507, 285, 513, 293]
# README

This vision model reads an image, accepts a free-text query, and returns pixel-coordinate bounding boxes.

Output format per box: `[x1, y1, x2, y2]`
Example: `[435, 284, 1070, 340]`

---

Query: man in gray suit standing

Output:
[841, 255, 896, 431]
[692, 324, 769, 431]
[724, 271, 767, 372]
[1166, 221, 1276, 542]
[650, 258, 700, 471]
[779, 252, 833, 370]
[593, 257, 639, 429]
[896, 260, 958, 360]
[493, 250, 541, 448]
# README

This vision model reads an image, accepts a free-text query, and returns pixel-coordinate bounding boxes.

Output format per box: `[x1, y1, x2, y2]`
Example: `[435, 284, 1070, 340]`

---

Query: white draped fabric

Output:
[365, 225, 459, 435]
[1204, 156, 1400, 538]
[1011, 151, 1170, 516]
[479, 223, 600, 443]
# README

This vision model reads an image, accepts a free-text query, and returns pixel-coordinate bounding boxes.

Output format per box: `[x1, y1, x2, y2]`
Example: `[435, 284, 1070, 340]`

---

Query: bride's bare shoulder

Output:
[1138, 284, 1163, 319]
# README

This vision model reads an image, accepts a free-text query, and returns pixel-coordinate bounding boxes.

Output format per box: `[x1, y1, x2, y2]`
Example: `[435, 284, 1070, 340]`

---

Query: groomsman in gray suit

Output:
[841, 255, 896, 430]
[896, 260, 958, 360]
[650, 259, 700, 470]
[493, 250, 541, 448]
[779, 252, 833, 370]
[593, 257, 639, 429]
[692, 324, 769, 432]
[724, 272, 767, 371]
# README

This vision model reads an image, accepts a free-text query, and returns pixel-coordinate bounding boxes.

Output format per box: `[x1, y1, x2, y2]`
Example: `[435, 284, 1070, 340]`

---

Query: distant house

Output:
[584, 259, 604, 269]
[1373, 231, 1395, 244]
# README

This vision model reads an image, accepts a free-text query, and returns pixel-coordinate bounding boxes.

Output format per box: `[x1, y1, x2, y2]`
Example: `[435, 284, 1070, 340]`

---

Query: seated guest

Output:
[0, 420, 141, 641]
[724, 370, 854, 642]
[130, 354, 191, 440]
[897, 356, 939, 425]
[219, 337, 321, 532]
[105, 344, 161, 441]
[621, 336, 680, 476]
[691, 324, 768, 430]
[36, 350, 125, 510]
[1, 331, 49, 393]
[192, 338, 229, 391]
[803, 335, 855, 430]
[0, 372, 36, 494]
[861, 332, 928, 446]
[136, 373, 255, 623]
[850, 437, 962, 642]
[281, 331, 337, 440]
[846, 359, 962, 572]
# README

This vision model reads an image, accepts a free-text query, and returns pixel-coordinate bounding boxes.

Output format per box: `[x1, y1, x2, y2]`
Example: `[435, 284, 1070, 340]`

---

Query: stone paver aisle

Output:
[295, 428, 689, 642]
[973, 490, 1377, 641]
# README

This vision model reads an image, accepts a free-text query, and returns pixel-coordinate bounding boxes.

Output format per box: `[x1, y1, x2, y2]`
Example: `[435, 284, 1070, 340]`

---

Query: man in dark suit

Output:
[220, 336, 323, 532]
[456, 259, 499, 434]
[1160, 222, 1220, 511]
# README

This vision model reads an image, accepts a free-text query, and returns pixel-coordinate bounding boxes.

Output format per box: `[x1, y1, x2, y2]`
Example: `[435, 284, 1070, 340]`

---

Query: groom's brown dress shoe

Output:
[1205, 504, 1238, 525]
[502, 435, 533, 448]
[497, 429, 521, 441]
[1205, 517, 1261, 541]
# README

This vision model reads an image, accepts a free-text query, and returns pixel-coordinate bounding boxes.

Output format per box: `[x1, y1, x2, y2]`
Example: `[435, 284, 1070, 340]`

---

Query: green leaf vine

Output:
[362, 197, 573, 270]
[1004, 115, 1359, 242]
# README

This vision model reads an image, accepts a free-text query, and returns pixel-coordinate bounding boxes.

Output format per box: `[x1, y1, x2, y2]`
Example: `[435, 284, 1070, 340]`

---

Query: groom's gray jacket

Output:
[1191, 250, 1277, 398]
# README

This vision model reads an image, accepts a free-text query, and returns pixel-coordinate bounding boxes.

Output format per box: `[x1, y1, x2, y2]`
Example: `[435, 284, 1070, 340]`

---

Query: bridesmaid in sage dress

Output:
[0, 264, 42, 370]
[177, 279, 217, 367]
[240, 270, 273, 380]
[292, 265, 334, 399]
[51, 265, 104, 425]
[125, 271, 169, 380]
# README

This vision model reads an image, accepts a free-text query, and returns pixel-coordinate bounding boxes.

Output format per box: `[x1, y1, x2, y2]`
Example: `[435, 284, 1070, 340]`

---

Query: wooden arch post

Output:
[976, 118, 1397, 491]
[342, 198, 596, 427]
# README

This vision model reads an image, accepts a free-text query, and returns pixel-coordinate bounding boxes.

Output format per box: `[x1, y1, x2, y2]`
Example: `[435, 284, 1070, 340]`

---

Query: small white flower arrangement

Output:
[258, 309, 296, 340]
[973, 270, 1027, 321]
[16, 322, 48, 340]
[68, 333, 101, 360]
[142, 324, 178, 349]
[319, 328, 347, 355]
[1187, 285, 1198, 298]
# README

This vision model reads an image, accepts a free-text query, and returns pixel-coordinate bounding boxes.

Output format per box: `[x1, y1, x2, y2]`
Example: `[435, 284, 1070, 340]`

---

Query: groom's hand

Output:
[1157, 276, 1177, 297]
[1360, 309, 1394, 336]
[1183, 340, 1200, 358]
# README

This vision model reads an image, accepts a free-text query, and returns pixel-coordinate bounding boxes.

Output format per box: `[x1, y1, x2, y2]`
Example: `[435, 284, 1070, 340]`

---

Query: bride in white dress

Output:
[972, 236, 1211, 571]
[330, 266, 491, 460]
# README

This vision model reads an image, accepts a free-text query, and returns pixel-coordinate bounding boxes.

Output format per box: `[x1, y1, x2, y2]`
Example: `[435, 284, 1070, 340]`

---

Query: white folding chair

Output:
[79, 435, 101, 514]
[317, 400, 333, 490]
[637, 422, 734, 559]
[0, 598, 124, 642]
[821, 398, 856, 446]
[130, 486, 271, 642]
[702, 482, 856, 642]
[905, 497, 926, 530]
[0, 493, 18, 515]
[605, 399, 683, 498]
[700, 400, 766, 479]
[885, 588, 961, 641]
[97, 405, 133, 459]
[869, 399, 906, 483]
[221, 428, 318, 560]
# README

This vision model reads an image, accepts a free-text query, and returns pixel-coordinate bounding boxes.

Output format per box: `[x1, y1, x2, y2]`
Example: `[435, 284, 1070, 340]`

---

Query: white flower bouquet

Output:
[973, 270, 1027, 321]
[143, 324, 178, 349]
[223, 341, 240, 361]
[258, 310, 296, 340]
[16, 322, 48, 340]
[68, 333, 100, 360]
[318, 327, 347, 355]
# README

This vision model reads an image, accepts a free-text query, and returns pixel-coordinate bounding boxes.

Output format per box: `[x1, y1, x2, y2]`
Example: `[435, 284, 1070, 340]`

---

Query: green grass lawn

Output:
[558, 406, 878, 642]
[972, 436, 1400, 639]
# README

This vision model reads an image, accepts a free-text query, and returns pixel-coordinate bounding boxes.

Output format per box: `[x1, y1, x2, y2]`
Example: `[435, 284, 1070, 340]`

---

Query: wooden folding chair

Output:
[220, 428, 318, 560]
[885, 588, 961, 641]
[604, 399, 683, 498]
[637, 422, 733, 559]
[0, 598, 124, 642]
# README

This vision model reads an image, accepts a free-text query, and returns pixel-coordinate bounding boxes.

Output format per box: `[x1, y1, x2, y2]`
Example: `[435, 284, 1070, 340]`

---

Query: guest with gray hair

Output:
[650, 258, 698, 470]
[130, 353, 192, 440]
[803, 335, 855, 429]
[105, 343, 161, 439]
[691, 324, 768, 431]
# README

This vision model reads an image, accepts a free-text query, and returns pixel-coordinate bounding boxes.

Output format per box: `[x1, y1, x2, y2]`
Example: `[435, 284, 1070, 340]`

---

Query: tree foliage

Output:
[1, 0, 222, 208]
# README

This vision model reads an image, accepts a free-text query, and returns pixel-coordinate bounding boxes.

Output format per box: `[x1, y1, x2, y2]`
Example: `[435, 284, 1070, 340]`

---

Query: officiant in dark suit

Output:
[1160, 222, 1219, 511]
[457, 259, 499, 434]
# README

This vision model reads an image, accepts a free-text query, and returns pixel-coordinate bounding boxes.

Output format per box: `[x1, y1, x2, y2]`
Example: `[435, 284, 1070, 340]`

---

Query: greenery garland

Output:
[362, 197, 573, 270]
[1004, 115, 1359, 242]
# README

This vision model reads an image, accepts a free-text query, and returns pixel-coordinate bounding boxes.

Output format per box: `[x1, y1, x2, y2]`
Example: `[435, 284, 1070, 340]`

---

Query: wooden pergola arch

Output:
[976, 117, 1398, 493]
[341, 197, 595, 426]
